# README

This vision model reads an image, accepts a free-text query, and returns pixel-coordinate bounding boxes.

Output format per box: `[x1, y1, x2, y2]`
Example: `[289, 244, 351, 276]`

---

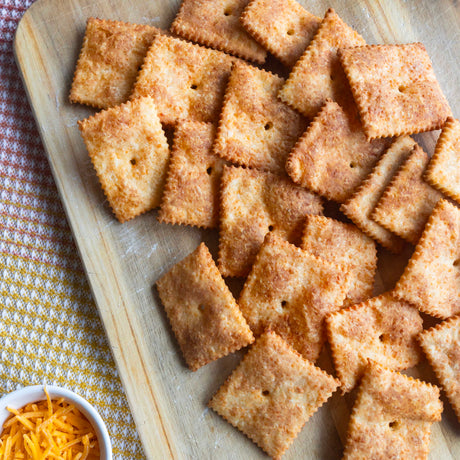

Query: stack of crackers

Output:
[70, 1, 459, 458]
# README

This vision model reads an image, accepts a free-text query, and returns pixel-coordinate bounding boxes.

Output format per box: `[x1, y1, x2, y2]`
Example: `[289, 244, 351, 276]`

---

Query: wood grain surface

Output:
[14, 0, 459, 458]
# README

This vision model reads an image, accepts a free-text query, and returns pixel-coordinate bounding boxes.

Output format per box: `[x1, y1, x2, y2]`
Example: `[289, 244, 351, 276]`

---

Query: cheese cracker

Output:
[78, 96, 169, 223]
[214, 61, 306, 174]
[218, 166, 323, 277]
[240, 0, 321, 67]
[156, 242, 254, 371]
[209, 331, 339, 459]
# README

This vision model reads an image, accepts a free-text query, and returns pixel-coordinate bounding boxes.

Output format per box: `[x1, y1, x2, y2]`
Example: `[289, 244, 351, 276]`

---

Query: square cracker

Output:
[218, 166, 323, 277]
[240, 0, 321, 67]
[171, 0, 266, 64]
[286, 99, 389, 203]
[209, 331, 339, 459]
[418, 315, 460, 422]
[158, 121, 227, 229]
[78, 96, 169, 223]
[69, 17, 160, 109]
[301, 215, 377, 306]
[326, 292, 423, 393]
[278, 8, 366, 118]
[341, 136, 416, 253]
[340, 43, 452, 139]
[214, 61, 306, 174]
[238, 233, 349, 361]
[425, 117, 460, 204]
[156, 242, 254, 371]
[343, 362, 443, 460]
[371, 144, 443, 245]
[393, 199, 460, 319]
[131, 34, 235, 125]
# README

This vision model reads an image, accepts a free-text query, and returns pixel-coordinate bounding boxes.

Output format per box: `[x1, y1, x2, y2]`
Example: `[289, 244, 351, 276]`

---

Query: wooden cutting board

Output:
[14, 0, 460, 458]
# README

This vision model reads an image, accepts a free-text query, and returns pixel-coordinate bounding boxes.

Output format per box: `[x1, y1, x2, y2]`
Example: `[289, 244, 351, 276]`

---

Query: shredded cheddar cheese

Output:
[0, 388, 100, 459]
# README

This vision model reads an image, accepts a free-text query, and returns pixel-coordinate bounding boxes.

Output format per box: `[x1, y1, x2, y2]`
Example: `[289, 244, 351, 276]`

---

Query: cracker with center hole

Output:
[240, 0, 321, 67]
[278, 8, 365, 118]
[214, 61, 306, 174]
[69, 17, 161, 109]
[156, 242, 254, 371]
[418, 315, 460, 422]
[286, 99, 390, 203]
[209, 331, 340, 459]
[170, 0, 266, 64]
[340, 136, 416, 253]
[425, 117, 460, 204]
[218, 166, 323, 277]
[340, 43, 452, 140]
[326, 292, 422, 393]
[158, 121, 228, 229]
[371, 144, 443, 245]
[131, 34, 235, 125]
[343, 362, 443, 460]
[301, 215, 377, 306]
[238, 233, 349, 361]
[393, 199, 460, 319]
[78, 96, 169, 223]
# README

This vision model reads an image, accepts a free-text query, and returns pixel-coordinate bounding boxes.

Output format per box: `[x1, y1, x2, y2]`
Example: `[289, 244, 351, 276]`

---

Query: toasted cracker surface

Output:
[78, 96, 169, 223]
[286, 99, 389, 202]
[326, 292, 422, 392]
[343, 362, 443, 460]
[418, 315, 460, 422]
[158, 121, 227, 229]
[393, 199, 460, 319]
[341, 136, 416, 253]
[218, 166, 323, 277]
[340, 43, 452, 139]
[301, 215, 376, 306]
[372, 144, 443, 245]
[279, 8, 366, 118]
[425, 117, 460, 204]
[209, 331, 339, 459]
[131, 34, 234, 125]
[240, 0, 321, 67]
[238, 233, 349, 361]
[156, 242, 254, 371]
[69, 17, 160, 109]
[214, 61, 306, 174]
[171, 0, 267, 63]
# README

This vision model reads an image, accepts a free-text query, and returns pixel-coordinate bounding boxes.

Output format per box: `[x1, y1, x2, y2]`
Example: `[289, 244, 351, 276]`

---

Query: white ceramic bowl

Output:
[0, 385, 112, 459]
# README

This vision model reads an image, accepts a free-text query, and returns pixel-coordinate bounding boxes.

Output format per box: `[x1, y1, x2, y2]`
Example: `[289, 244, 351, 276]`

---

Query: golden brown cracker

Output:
[418, 315, 460, 422]
[69, 17, 160, 109]
[425, 117, 460, 204]
[371, 144, 443, 245]
[158, 121, 227, 229]
[343, 362, 443, 460]
[340, 43, 452, 139]
[209, 331, 339, 459]
[279, 8, 366, 118]
[240, 0, 321, 67]
[340, 136, 416, 253]
[326, 292, 423, 393]
[78, 96, 169, 223]
[286, 99, 389, 203]
[131, 34, 235, 125]
[393, 199, 460, 319]
[218, 166, 323, 277]
[171, 0, 267, 63]
[156, 242, 254, 371]
[214, 61, 306, 174]
[238, 233, 349, 361]
[301, 215, 377, 306]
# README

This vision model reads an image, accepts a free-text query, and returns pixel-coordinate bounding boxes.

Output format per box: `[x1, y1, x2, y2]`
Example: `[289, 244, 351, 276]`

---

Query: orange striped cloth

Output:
[0, 1, 145, 458]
